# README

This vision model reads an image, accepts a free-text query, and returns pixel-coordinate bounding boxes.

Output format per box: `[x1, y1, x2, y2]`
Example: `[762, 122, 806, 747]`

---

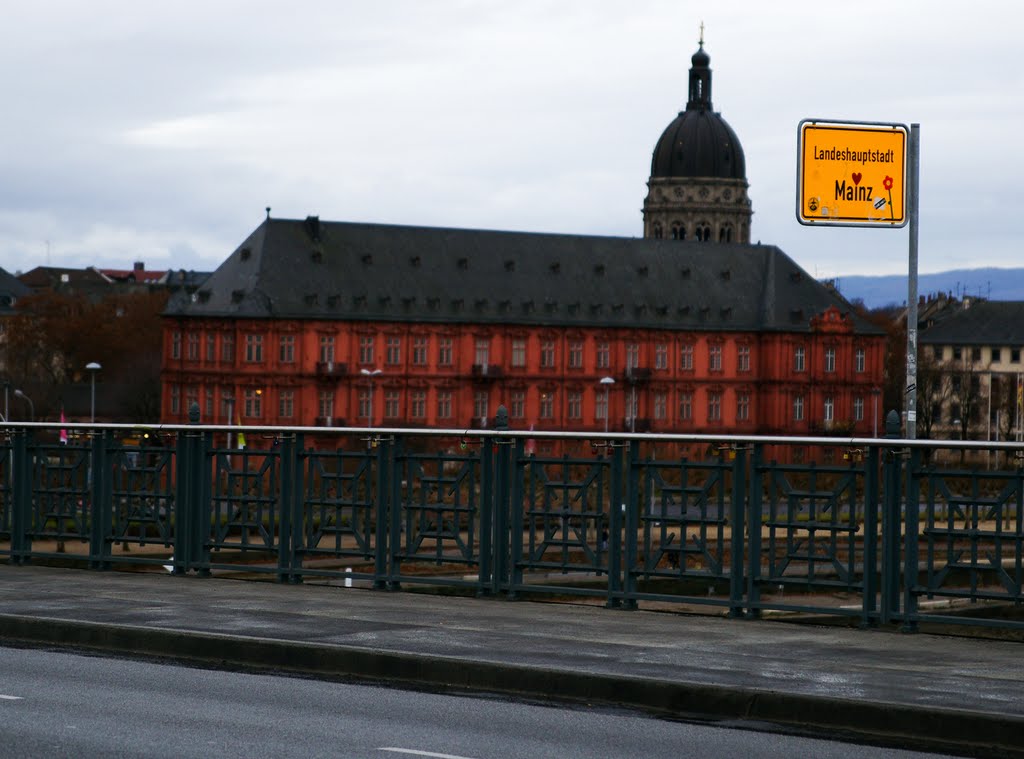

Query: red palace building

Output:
[161, 43, 885, 451]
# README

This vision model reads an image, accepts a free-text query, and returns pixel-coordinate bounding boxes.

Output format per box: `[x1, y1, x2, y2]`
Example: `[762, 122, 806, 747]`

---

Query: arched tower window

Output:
[696, 223, 712, 242]
[719, 225, 733, 242]
[671, 222, 685, 240]
[652, 223, 663, 239]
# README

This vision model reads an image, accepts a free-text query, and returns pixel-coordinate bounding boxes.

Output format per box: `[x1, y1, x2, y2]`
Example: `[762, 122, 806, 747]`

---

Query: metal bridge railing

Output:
[2, 409, 1023, 631]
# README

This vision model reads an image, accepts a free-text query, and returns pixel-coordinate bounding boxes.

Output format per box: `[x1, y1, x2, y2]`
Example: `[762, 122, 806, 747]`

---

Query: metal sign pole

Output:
[905, 123, 920, 439]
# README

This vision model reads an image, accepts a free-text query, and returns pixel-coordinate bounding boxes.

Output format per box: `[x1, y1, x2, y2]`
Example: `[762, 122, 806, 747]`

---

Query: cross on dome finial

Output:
[699, 21, 704, 47]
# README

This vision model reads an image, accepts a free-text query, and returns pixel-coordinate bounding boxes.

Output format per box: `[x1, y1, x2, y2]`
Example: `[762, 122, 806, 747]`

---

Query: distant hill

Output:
[832, 267, 1024, 309]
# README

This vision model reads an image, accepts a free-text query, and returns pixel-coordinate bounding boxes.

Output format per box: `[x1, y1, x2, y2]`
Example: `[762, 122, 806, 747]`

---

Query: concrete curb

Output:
[1, 613, 1021, 757]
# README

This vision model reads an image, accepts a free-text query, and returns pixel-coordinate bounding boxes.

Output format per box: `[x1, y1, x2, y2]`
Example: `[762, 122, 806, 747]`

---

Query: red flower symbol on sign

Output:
[883, 176, 894, 191]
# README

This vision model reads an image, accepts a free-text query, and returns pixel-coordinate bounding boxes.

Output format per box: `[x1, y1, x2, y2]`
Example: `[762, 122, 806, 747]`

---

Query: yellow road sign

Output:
[797, 120, 908, 227]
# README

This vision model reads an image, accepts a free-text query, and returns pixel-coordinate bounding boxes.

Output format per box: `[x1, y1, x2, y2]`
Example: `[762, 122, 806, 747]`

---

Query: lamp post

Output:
[629, 385, 637, 434]
[14, 389, 34, 421]
[86, 362, 101, 423]
[360, 368, 382, 427]
[872, 388, 881, 438]
[600, 376, 615, 434]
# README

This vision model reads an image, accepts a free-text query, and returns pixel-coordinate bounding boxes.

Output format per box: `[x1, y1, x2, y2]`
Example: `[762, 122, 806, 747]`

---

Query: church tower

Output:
[643, 34, 752, 243]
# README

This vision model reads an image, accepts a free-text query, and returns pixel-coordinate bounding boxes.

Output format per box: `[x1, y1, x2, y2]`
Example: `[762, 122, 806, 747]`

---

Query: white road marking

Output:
[379, 749, 480, 759]
[0, 695, 24, 700]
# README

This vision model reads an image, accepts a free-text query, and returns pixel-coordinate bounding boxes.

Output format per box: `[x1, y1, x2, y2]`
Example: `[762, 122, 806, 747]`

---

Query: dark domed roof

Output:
[650, 46, 746, 180]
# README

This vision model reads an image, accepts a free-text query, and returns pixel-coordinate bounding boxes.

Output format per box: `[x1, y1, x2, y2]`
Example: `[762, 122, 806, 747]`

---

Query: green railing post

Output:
[881, 410, 902, 625]
[88, 430, 112, 569]
[372, 435, 390, 590]
[862, 443, 880, 628]
[481, 408, 509, 596]
[277, 433, 299, 584]
[729, 446, 746, 618]
[508, 442, 526, 599]
[622, 440, 640, 610]
[11, 430, 31, 564]
[902, 448, 921, 633]
[746, 444, 763, 619]
[387, 435, 403, 591]
[195, 430, 213, 577]
[605, 442, 624, 608]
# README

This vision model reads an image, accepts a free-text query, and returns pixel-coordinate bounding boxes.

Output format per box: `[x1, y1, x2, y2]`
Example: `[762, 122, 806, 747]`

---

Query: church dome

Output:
[650, 45, 746, 180]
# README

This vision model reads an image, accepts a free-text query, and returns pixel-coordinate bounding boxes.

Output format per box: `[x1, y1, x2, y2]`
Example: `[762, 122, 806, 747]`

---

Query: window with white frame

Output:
[793, 395, 804, 421]
[855, 347, 865, 373]
[794, 346, 805, 373]
[825, 347, 836, 373]
[511, 339, 527, 368]
[567, 391, 582, 420]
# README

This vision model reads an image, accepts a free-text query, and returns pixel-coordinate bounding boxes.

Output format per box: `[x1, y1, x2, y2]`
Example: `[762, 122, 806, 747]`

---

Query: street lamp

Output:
[599, 376, 615, 434]
[14, 389, 34, 421]
[86, 362, 101, 423]
[360, 368, 382, 427]
[224, 394, 235, 449]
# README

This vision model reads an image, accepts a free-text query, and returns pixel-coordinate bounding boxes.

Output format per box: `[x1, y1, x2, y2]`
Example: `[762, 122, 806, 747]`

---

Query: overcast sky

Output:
[2, 0, 1021, 281]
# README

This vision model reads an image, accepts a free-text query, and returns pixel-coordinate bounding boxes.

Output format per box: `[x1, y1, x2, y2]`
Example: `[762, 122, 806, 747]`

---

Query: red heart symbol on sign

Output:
[852, 172, 862, 185]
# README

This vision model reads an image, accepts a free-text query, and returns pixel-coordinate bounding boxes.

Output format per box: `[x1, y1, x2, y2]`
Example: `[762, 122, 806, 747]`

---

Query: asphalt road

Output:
[0, 646, 958, 759]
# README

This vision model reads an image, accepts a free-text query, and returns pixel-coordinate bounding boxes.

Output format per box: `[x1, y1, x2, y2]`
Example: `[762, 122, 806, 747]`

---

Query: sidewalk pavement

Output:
[0, 564, 1021, 758]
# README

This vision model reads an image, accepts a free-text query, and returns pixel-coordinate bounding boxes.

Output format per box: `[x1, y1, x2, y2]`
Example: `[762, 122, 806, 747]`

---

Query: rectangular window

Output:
[384, 390, 400, 419]
[319, 335, 335, 364]
[511, 339, 527, 368]
[318, 390, 334, 420]
[953, 346, 962, 361]
[824, 396, 834, 423]
[679, 392, 692, 421]
[222, 334, 234, 363]
[386, 337, 401, 366]
[438, 338, 453, 367]
[653, 392, 667, 420]
[437, 390, 452, 419]
[707, 392, 721, 422]
[737, 346, 750, 372]
[991, 347, 1002, 363]
[358, 389, 371, 421]
[510, 391, 525, 420]
[540, 340, 556, 368]
[626, 343, 640, 370]
[187, 332, 200, 361]
[794, 346, 805, 373]
[737, 393, 750, 422]
[793, 395, 804, 422]
[410, 390, 426, 419]
[185, 386, 198, 414]
[279, 390, 294, 419]
[359, 336, 375, 364]
[473, 391, 488, 421]
[854, 396, 864, 422]
[243, 388, 262, 419]
[169, 384, 180, 414]
[245, 334, 263, 363]
[206, 334, 216, 363]
[475, 338, 489, 366]
[596, 390, 608, 421]
[171, 331, 181, 360]
[412, 337, 428, 366]
[540, 391, 554, 419]
[596, 342, 610, 369]
[654, 344, 668, 370]
[568, 341, 584, 369]
[680, 344, 694, 371]
[205, 388, 214, 419]
[1013, 348, 1021, 363]
[279, 335, 295, 364]
[971, 347, 982, 362]
[825, 347, 836, 373]
[567, 391, 582, 420]
[855, 347, 865, 373]
[932, 346, 943, 361]
[709, 345, 722, 372]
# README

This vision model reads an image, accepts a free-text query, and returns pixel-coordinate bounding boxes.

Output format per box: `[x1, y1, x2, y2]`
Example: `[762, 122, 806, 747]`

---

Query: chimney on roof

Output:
[305, 215, 321, 242]
[134, 261, 144, 272]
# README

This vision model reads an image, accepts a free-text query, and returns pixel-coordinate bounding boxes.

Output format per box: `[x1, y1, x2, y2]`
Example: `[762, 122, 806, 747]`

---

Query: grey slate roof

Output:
[919, 301, 1024, 345]
[166, 217, 880, 335]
